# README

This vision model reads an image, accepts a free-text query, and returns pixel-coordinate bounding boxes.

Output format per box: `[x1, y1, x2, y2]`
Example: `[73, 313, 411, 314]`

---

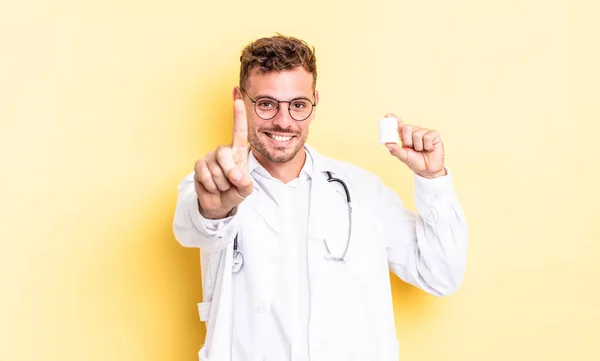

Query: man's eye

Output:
[257, 100, 276, 108]
[292, 101, 307, 109]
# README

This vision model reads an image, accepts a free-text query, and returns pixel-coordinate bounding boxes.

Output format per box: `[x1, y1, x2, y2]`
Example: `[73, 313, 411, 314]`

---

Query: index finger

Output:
[232, 99, 248, 148]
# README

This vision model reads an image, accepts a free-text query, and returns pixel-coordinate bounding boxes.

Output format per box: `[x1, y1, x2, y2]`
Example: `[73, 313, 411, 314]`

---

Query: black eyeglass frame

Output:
[239, 87, 316, 121]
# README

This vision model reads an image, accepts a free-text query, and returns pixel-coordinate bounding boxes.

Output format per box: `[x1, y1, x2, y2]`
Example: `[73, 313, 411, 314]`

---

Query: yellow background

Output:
[1, 0, 598, 360]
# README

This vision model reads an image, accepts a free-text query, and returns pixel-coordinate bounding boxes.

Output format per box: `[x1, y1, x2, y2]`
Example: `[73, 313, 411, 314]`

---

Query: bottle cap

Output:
[378, 117, 398, 130]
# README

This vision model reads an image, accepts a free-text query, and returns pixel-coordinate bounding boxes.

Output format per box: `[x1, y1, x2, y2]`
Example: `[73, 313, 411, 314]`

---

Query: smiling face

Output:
[239, 66, 319, 165]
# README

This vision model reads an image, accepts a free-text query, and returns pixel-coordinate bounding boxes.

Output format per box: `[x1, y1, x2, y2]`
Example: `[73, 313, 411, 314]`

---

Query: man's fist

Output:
[194, 99, 254, 219]
[383, 113, 447, 179]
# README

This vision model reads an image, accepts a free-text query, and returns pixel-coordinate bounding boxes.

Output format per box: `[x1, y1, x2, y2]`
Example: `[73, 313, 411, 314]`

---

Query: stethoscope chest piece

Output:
[232, 250, 244, 273]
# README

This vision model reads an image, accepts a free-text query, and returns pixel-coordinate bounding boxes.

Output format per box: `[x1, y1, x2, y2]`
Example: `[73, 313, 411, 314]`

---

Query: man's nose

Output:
[271, 104, 295, 129]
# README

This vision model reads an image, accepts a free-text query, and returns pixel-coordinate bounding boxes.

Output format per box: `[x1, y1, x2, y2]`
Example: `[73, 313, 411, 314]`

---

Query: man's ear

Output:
[233, 86, 243, 101]
[314, 90, 319, 106]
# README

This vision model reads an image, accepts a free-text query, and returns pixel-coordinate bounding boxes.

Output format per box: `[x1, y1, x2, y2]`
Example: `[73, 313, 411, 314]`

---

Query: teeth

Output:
[268, 133, 292, 142]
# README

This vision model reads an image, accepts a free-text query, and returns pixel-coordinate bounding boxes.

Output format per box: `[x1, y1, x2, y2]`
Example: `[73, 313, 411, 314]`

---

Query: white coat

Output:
[173, 145, 468, 361]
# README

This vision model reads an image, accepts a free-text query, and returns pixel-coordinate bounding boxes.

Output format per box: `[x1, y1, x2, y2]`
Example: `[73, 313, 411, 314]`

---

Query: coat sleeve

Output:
[172, 172, 239, 252]
[382, 168, 468, 296]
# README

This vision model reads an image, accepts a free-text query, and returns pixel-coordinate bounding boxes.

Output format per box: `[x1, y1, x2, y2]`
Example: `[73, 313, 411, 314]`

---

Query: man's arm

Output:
[382, 170, 468, 296]
[173, 97, 252, 251]
[379, 113, 467, 296]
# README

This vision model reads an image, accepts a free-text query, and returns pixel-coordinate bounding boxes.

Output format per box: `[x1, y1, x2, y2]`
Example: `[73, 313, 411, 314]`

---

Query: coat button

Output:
[257, 299, 271, 314]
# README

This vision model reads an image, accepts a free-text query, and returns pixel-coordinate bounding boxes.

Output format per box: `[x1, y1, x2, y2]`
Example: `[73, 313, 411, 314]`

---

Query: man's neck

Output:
[252, 147, 307, 184]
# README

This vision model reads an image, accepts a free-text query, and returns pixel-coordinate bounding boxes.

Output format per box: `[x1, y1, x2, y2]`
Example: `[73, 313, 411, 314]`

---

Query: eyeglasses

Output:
[240, 87, 316, 121]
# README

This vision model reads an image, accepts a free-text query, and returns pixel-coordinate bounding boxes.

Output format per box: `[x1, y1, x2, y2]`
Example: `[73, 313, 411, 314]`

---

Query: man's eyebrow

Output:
[252, 93, 275, 99]
[254, 94, 313, 101]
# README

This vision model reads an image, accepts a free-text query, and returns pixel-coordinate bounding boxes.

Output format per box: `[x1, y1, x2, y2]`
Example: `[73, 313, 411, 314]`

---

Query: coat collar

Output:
[304, 143, 335, 175]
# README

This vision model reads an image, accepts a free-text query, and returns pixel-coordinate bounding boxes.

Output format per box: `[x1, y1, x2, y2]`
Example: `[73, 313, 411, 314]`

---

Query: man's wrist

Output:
[417, 168, 447, 179]
[197, 199, 233, 220]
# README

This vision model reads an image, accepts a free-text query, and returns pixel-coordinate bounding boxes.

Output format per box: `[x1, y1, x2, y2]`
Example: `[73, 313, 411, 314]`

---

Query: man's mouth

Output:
[264, 132, 294, 142]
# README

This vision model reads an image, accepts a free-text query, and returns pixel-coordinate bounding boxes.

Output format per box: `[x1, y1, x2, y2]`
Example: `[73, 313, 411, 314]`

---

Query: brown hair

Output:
[239, 35, 317, 91]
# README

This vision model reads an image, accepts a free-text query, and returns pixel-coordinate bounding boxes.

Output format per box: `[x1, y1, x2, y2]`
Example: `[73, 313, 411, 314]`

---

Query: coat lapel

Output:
[306, 145, 337, 245]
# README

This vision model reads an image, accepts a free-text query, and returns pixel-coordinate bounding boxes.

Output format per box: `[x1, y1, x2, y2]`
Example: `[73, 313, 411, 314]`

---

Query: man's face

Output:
[240, 66, 318, 164]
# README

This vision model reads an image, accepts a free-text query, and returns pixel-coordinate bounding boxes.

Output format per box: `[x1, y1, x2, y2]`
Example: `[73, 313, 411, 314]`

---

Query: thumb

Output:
[386, 143, 410, 164]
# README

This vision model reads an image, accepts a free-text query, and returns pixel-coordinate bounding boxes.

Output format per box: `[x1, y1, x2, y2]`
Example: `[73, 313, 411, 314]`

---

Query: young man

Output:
[173, 35, 468, 361]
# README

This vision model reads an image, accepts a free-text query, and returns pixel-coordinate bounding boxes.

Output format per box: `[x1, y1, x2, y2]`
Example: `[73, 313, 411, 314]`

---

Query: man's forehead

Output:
[246, 66, 314, 95]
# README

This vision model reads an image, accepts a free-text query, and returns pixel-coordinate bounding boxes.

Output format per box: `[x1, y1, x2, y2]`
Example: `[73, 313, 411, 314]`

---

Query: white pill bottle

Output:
[378, 117, 399, 144]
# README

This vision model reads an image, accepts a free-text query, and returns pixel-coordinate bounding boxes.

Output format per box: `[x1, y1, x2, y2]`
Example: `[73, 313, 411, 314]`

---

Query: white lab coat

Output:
[173, 145, 468, 361]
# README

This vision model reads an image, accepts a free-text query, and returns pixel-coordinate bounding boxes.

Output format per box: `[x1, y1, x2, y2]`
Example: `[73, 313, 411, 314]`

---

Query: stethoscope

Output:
[231, 171, 352, 273]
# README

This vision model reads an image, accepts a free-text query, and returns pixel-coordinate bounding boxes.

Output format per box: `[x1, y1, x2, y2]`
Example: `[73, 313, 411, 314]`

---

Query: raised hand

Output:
[383, 113, 447, 179]
[193, 99, 254, 219]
